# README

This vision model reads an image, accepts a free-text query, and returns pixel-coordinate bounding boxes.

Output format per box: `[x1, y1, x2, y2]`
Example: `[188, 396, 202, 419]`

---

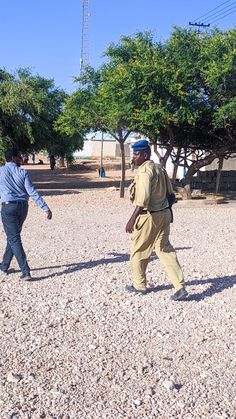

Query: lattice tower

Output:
[80, 0, 90, 75]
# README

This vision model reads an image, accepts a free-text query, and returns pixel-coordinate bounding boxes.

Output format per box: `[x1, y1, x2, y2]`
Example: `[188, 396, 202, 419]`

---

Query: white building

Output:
[74, 132, 236, 179]
[73, 132, 130, 159]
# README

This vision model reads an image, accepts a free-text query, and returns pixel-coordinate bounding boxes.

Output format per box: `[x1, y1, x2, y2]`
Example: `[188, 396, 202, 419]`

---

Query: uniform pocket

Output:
[135, 214, 149, 231]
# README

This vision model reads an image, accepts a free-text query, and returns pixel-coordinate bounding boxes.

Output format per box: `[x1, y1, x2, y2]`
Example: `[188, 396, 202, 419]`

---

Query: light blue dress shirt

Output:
[0, 162, 49, 212]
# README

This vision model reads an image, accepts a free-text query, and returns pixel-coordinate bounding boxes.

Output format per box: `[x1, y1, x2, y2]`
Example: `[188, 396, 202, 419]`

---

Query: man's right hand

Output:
[46, 209, 52, 220]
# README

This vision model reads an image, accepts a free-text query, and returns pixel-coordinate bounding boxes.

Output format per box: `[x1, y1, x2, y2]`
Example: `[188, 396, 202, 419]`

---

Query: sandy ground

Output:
[0, 163, 235, 418]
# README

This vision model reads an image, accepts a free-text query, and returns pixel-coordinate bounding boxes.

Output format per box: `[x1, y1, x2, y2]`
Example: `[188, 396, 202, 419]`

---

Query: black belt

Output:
[140, 208, 169, 215]
[2, 200, 27, 205]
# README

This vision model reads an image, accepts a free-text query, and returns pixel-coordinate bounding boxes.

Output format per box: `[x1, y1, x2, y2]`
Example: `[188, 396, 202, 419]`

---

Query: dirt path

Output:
[27, 162, 133, 195]
[0, 164, 235, 418]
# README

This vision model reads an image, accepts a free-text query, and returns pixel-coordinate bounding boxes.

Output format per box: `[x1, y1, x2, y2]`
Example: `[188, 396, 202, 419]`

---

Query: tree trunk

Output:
[161, 126, 174, 168]
[181, 153, 216, 199]
[172, 147, 181, 183]
[152, 143, 161, 160]
[108, 129, 130, 198]
[215, 156, 224, 194]
[119, 141, 126, 198]
[59, 156, 65, 167]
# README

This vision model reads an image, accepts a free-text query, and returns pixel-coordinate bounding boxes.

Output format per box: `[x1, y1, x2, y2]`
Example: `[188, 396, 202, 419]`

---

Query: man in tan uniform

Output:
[125, 140, 188, 301]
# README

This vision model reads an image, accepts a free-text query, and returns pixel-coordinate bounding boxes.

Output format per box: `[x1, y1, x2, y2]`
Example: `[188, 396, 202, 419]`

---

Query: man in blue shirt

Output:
[0, 148, 52, 280]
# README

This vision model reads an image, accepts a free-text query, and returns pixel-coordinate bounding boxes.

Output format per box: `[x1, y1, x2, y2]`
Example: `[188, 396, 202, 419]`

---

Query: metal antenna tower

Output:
[80, 0, 90, 76]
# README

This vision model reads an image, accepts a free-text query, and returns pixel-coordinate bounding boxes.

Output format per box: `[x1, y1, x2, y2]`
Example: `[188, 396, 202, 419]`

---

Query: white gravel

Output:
[0, 187, 235, 418]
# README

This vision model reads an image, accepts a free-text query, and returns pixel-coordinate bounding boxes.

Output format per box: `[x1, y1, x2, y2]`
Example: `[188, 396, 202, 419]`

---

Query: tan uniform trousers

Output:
[131, 208, 184, 291]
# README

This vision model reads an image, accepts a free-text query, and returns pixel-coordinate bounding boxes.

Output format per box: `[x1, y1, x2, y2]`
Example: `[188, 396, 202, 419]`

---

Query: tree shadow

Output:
[38, 190, 81, 196]
[35, 179, 130, 192]
[28, 252, 236, 302]
[150, 247, 192, 261]
[28, 166, 131, 193]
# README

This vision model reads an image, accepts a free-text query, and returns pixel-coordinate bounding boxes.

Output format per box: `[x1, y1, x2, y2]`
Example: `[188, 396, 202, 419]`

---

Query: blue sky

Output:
[1, 0, 235, 92]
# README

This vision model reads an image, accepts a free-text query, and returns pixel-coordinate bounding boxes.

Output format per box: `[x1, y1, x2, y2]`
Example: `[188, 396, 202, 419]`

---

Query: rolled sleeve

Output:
[24, 172, 49, 212]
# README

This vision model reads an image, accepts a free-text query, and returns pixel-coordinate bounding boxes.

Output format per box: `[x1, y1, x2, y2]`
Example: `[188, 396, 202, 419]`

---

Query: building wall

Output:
[74, 135, 236, 180]
[205, 157, 236, 171]
[115, 143, 130, 158]
[73, 141, 92, 158]
[92, 140, 117, 157]
[192, 170, 236, 191]
[73, 139, 130, 159]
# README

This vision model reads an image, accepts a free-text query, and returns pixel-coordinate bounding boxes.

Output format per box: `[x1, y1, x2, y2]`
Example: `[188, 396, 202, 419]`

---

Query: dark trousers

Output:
[1, 201, 30, 275]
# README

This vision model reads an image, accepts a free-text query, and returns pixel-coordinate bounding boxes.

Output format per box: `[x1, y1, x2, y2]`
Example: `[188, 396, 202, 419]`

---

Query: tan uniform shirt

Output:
[133, 160, 172, 211]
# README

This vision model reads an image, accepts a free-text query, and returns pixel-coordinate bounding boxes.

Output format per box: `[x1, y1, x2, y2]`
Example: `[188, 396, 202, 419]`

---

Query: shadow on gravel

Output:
[28, 167, 131, 193]
[148, 275, 236, 302]
[31, 252, 130, 279]
[39, 190, 81, 196]
[34, 179, 130, 196]
[30, 249, 191, 277]
[29, 252, 236, 302]
[184, 274, 236, 302]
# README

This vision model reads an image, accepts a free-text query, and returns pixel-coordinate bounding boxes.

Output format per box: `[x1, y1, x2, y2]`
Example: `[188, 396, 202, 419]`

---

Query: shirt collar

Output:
[137, 160, 151, 171]
[6, 162, 17, 166]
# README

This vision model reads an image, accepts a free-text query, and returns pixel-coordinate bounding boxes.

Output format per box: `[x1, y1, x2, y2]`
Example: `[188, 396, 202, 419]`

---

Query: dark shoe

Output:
[171, 288, 188, 301]
[0, 265, 8, 274]
[20, 273, 32, 281]
[0, 267, 8, 276]
[125, 285, 148, 295]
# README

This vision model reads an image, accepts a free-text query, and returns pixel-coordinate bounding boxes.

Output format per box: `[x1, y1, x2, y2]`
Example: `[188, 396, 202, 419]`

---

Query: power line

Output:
[193, 0, 234, 21]
[190, 0, 236, 30]
[209, 6, 236, 24]
[202, 1, 236, 23]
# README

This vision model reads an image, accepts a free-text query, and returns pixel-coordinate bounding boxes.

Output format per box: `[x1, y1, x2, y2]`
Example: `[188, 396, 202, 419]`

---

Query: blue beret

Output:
[132, 139, 149, 151]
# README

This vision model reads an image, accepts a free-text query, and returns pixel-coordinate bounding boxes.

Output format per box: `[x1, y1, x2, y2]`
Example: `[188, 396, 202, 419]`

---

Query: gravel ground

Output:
[0, 168, 236, 418]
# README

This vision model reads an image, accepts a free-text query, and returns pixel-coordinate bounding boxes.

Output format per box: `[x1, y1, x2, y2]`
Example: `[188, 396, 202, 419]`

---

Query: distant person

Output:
[22, 153, 29, 165]
[38, 159, 44, 165]
[0, 148, 52, 280]
[125, 139, 188, 301]
[98, 166, 106, 177]
[49, 155, 56, 170]
[32, 153, 35, 164]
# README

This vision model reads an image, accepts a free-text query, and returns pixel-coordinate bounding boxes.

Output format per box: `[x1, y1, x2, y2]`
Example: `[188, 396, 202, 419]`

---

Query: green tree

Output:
[177, 28, 236, 196]
[56, 67, 132, 197]
[0, 68, 84, 165]
[0, 68, 38, 158]
[104, 28, 236, 196]
[57, 28, 236, 198]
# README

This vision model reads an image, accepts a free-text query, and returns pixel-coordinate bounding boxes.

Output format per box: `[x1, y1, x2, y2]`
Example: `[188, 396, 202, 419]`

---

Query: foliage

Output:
[0, 68, 37, 152]
[56, 27, 236, 197]
[0, 68, 84, 163]
[56, 66, 132, 197]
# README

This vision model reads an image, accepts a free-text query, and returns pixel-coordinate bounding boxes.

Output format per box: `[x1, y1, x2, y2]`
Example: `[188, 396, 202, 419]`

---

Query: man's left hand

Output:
[46, 209, 52, 220]
[126, 218, 135, 233]
[125, 206, 144, 233]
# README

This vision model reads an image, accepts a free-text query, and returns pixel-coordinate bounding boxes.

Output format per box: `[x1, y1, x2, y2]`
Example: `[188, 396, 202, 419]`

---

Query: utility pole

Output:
[99, 132, 105, 177]
[189, 22, 210, 34]
[80, 0, 90, 76]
